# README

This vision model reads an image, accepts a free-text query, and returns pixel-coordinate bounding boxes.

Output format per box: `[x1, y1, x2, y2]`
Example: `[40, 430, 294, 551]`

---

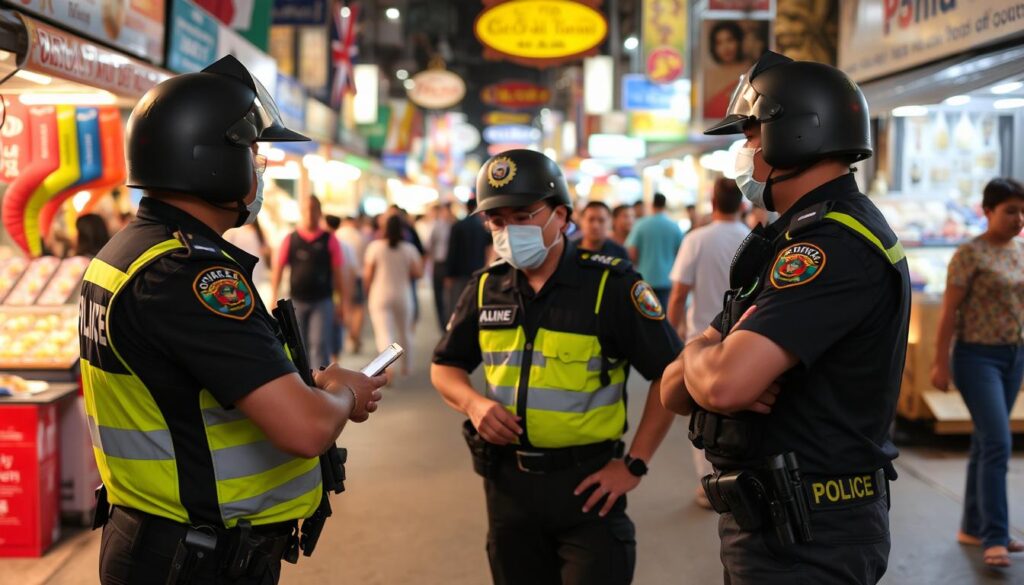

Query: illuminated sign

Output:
[475, 0, 608, 61]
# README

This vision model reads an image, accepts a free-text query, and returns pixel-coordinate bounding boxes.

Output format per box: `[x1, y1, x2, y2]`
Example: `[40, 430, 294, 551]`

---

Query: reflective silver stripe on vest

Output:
[220, 464, 321, 521]
[202, 407, 249, 427]
[482, 350, 545, 368]
[487, 383, 624, 413]
[88, 416, 174, 460]
[212, 440, 299, 481]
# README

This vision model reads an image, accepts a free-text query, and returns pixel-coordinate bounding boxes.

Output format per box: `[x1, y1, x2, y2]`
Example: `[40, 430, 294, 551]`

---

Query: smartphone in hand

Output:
[361, 343, 404, 377]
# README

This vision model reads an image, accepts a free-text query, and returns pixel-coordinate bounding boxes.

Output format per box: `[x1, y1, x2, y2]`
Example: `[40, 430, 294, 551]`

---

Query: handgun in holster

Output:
[702, 470, 768, 531]
[462, 420, 501, 479]
[166, 526, 217, 585]
[272, 299, 347, 560]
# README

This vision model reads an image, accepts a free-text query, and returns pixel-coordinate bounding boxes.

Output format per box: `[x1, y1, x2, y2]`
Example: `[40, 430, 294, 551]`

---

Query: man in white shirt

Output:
[666, 178, 749, 508]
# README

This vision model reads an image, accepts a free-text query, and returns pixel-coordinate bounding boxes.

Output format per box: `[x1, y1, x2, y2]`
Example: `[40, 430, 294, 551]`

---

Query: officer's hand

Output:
[314, 364, 386, 421]
[467, 396, 523, 445]
[747, 382, 781, 415]
[574, 459, 640, 517]
[930, 362, 951, 392]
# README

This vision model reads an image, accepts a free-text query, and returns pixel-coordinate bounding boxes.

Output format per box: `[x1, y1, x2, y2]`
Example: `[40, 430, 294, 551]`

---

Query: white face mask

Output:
[493, 208, 561, 270]
[734, 147, 767, 209]
[241, 173, 264, 226]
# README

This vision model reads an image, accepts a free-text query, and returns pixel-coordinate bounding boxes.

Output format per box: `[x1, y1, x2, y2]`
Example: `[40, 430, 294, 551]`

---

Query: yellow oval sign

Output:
[475, 0, 608, 60]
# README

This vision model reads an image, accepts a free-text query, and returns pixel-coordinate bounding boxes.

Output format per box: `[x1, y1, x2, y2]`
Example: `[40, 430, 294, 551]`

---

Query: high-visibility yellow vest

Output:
[80, 237, 321, 527]
[477, 270, 628, 448]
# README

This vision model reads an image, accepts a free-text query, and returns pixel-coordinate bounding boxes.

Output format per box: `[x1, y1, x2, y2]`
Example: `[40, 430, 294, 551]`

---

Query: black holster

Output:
[462, 420, 501, 479]
[688, 409, 759, 459]
[702, 470, 767, 532]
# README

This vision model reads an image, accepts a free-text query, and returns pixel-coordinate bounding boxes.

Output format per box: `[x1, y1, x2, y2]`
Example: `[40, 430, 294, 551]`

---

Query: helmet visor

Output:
[704, 69, 782, 135]
[250, 76, 309, 142]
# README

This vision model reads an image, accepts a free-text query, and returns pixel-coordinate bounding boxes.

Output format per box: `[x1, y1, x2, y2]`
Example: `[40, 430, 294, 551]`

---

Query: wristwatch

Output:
[623, 454, 648, 477]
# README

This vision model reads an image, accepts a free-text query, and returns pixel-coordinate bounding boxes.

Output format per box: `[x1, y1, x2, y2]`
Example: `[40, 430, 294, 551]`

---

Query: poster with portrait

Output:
[700, 19, 770, 122]
[775, 0, 837, 65]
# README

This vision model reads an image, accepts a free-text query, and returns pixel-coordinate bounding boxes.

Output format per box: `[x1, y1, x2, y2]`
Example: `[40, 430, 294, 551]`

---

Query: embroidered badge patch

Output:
[487, 156, 517, 188]
[193, 266, 255, 320]
[630, 281, 664, 320]
[770, 242, 826, 289]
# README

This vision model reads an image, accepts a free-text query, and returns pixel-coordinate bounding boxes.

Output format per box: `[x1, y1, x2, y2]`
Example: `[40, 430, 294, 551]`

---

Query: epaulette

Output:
[785, 201, 833, 238]
[173, 230, 232, 262]
[473, 258, 510, 277]
[576, 249, 632, 273]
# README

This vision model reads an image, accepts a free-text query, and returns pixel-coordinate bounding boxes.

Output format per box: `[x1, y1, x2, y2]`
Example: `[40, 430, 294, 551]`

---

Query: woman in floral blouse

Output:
[932, 177, 1024, 568]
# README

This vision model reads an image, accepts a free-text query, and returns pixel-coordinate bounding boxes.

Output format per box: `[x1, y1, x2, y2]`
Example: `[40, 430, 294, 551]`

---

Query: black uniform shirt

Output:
[434, 243, 683, 382]
[105, 198, 297, 523]
[711, 174, 910, 475]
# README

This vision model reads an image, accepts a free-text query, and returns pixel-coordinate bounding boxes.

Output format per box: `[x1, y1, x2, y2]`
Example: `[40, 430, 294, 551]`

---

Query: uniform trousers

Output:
[99, 507, 287, 585]
[719, 498, 890, 585]
[483, 452, 636, 585]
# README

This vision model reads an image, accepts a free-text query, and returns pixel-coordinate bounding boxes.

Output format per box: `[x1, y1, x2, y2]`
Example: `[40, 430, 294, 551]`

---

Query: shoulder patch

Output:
[630, 280, 665, 320]
[770, 242, 826, 289]
[578, 250, 631, 272]
[193, 266, 255, 320]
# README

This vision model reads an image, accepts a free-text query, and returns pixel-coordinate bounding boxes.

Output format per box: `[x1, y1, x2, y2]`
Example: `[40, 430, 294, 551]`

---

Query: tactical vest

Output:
[476, 266, 629, 449]
[692, 199, 910, 463]
[79, 235, 322, 527]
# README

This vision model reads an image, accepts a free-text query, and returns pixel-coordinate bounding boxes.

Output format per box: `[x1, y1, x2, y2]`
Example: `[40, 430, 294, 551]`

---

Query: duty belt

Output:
[499, 440, 624, 474]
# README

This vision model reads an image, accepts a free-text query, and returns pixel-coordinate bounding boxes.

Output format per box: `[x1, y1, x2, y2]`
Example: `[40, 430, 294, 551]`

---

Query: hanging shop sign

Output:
[700, 19, 769, 121]
[272, 0, 327, 25]
[483, 111, 534, 125]
[642, 0, 687, 83]
[628, 111, 688, 142]
[14, 0, 165, 64]
[167, 0, 278, 96]
[622, 74, 690, 112]
[452, 122, 481, 153]
[407, 69, 466, 110]
[588, 134, 646, 160]
[839, 0, 1024, 82]
[21, 16, 168, 98]
[275, 74, 307, 132]
[475, 0, 607, 66]
[483, 124, 542, 144]
[480, 81, 551, 110]
[707, 0, 772, 15]
[305, 98, 336, 143]
[357, 105, 392, 152]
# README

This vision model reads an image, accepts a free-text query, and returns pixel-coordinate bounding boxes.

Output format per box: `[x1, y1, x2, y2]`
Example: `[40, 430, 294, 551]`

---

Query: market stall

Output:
[840, 0, 1024, 433]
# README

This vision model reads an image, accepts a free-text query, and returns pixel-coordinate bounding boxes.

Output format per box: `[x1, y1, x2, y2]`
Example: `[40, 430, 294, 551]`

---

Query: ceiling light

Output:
[991, 81, 1022, 94]
[943, 95, 970, 106]
[396, 69, 409, 80]
[403, 79, 415, 90]
[994, 98, 1024, 109]
[623, 36, 639, 51]
[14, 70, 52, 85]
[19, 92, 117, 105]
[385, 7, 400, 20]
[891, 105, 928, 117]
[340, 6, 351, 17]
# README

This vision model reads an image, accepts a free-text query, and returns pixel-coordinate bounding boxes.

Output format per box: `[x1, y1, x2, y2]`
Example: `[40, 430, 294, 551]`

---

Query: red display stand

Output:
[0, 385, 76, 557]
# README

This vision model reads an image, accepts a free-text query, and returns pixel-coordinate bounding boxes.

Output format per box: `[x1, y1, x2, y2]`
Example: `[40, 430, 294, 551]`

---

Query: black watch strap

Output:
[624, 455, 648, 477]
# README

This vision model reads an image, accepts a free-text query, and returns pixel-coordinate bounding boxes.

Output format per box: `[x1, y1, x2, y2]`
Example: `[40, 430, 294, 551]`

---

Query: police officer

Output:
[431, 149, 682, 584]
[79, 55, 387, 584]
[660, 51, 911, 584]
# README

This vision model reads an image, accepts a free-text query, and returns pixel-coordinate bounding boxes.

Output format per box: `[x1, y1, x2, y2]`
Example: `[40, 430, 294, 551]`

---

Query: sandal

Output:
[958, 532, 1024, 552]
[984, 546, 1011, 568]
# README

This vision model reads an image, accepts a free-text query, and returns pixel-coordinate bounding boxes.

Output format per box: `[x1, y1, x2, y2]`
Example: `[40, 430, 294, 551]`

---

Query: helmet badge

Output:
[487, 157, 517, 189]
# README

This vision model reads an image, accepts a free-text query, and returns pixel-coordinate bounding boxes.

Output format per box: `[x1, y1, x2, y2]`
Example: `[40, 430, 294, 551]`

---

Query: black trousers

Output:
[483, 453, 636, 585]
[719, 498, 891, 585]
[99, 507, 285, 585]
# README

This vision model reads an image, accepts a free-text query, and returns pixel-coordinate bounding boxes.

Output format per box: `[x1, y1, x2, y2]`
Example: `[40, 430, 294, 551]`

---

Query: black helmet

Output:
[475, 149, 572, 215]
[704, 51, 872, 169]
[126, 55, 309, 203]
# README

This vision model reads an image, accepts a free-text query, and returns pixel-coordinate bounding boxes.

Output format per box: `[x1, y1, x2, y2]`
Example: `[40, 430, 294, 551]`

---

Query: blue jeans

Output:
[294, 297, 335, 369]
[952, 342, 1024, 548]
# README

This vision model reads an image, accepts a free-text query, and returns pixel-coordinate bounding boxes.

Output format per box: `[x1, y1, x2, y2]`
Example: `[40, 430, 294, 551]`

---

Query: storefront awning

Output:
[0, 10, 169, 105]
[860, 42, 1024, 115]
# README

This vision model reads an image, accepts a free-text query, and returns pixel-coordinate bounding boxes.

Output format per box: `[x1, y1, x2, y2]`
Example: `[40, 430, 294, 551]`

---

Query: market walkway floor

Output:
[3, 288, 1023, 585]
